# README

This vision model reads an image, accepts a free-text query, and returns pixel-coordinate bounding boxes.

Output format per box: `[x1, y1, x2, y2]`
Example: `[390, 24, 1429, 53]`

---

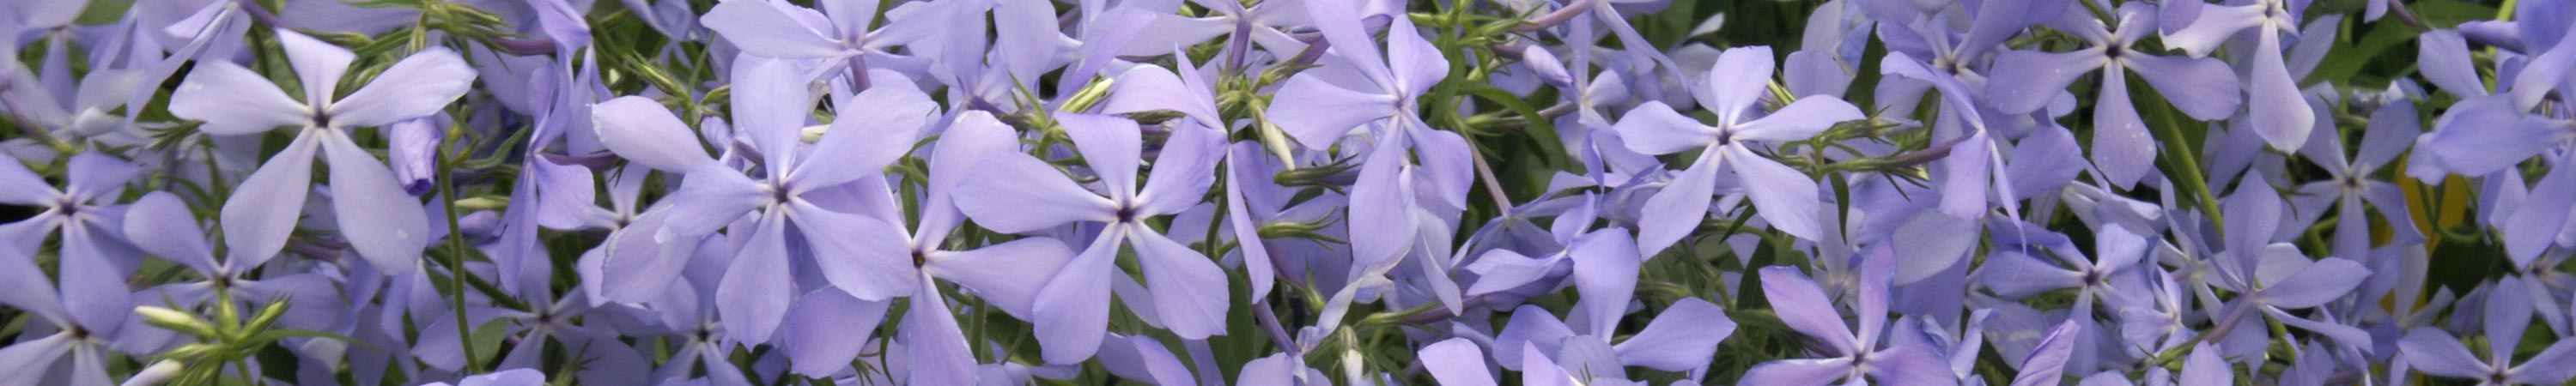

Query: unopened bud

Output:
[136, 306, 216, 338]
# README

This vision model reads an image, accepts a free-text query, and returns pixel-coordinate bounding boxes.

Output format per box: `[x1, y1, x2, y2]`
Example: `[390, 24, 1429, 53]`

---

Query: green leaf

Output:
[1459, 85, 1569, 168]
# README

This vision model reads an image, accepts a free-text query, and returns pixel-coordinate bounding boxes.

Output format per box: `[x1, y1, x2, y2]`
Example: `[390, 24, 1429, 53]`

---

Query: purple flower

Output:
[386, 117, 443, 196]
[1613, 45, 1861, 252]
[589, 57, 938, 345]
[2399, 277, 2576, 384]
[2288, 99, 2423, 260]
[1492, 296, 1737, 377]
[1740, 254, 1953, 386]
[0, 238, 158, 386]
[2159, 0, 2316, 151]
[1114, 0, 1310, 64]
[808, 110, 1078, 383]
[0, 152, 142, 336]
[2009, 320, 2083, 386]
[1976, 222, 2156, 373]
[1420, 338, 1502, 386]
[2190, 175, 2376, 352]
[699, 0, 927, 88]
[952, 112, 1228, 364]
[1267, 0, 1476, 286]
[168, 28, 477, 273]
[1985, 3, 2241, 188]
[1487, 230, 1734, 374]
[122, 191, 344, 341]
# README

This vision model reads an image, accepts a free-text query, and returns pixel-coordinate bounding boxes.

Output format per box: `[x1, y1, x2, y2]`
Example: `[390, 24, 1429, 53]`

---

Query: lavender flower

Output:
[1613, 45, 1862, 252]
[1740, 254, 1952, 385]
[12, 0, 2576, 384]
[953, 112, 1228, 363]
[168, 28, 476, 273]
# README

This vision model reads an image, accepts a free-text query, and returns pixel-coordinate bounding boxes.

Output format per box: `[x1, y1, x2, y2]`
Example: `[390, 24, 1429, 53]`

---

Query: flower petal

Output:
[219, 132, 320, 268]
[1614, 297, 1735, 371]
[1610, 101, 1717, 156]
[598, 208, 695, 304]
[2424, 96, 2572, 176]
[1729, 147, 1823, 240]
[2505, 161, 2576, 265]
[1704, 46, 1778, 122]
[2487, 276, 2537, 360]
[1268, 74, 1395, 148]
[952, 152, 1117, 233]
[168, 61, 308, 136]
[276, 29, 355, 103]
[2510, 340, 2576, 383]
[790, 202, 918, 301]
[0, 155, 52, 205]
[124, 191, 215, 274]
[2416, 30, 2489, 97]
[1057, 112, 1144, 197]
[1636, 154, 1719, 256]
[1032, 232, 1120, 364]
[1738, 358, 1855, 386]
[2157, 3, 2264, 57]
[1137, 122, 1223, 215]
[321, 129, 429, 273]
[780, 289, 890, 377]
[1984, 48, 2106, 115]
[592, 96, 714, 172]
[921, 111, 1020, 235]
[2010, 320, 2082, 386]
[791, 85, 937, 190]
[903, 275, 978, 385]
[1131, 228, 1229, 339]
[2256, 257, 2368, 309]
[59, 223, 133, 335]
[2092, 68, 2157, 188]
[1384, 15, 1447, 95]
[2400, 329, 2487, 378]
[1346, 142, 1418, 269]
[1733, 95, 1866, 143]
[1570, 228, 1641, 337]
[2123, 53, 2242, 120]
[701, 0, 846, 59]
[1299, 0, 1388, 83]
[715, 213, 794, 344]
[1760, 266, 1856, 354]
[329, 47, 477, 128]
[1892, 210, 1978, 284]
[1421, 338, 1498, 386]
[2245, 35, 2314, 151]
[2181, 342, 2233, 386]
[923, 238, 1075, 319]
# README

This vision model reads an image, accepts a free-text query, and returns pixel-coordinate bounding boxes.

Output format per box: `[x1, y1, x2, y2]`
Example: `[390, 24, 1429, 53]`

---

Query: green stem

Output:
[2150, 110, 2224, 225]
[436, 124, 482, 373]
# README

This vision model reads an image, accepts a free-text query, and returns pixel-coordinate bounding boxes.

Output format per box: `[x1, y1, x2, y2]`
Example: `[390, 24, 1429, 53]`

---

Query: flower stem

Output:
[2149, 108, 2223, 224]
[436, 123, 482, 373]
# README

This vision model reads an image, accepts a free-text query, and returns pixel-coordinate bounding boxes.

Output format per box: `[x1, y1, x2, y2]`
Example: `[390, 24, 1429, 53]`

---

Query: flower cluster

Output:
[2, 0, 2572, 384]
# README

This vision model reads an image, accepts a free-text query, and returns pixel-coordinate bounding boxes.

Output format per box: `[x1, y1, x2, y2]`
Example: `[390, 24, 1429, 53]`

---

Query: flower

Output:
[1740, 252, 1953, 386]
[168, 28, 477, 273]
[588, 57, 938, 344]
[1613, 45, 1861, 250]
[953, 112, 1229, 363]
[1984, 2, 2240, 187]
[2399, 277, 2576, 385]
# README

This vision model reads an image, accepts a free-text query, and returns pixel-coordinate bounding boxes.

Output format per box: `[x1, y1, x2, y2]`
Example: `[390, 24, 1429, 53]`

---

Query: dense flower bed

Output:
[1, 0, 2569, 384]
